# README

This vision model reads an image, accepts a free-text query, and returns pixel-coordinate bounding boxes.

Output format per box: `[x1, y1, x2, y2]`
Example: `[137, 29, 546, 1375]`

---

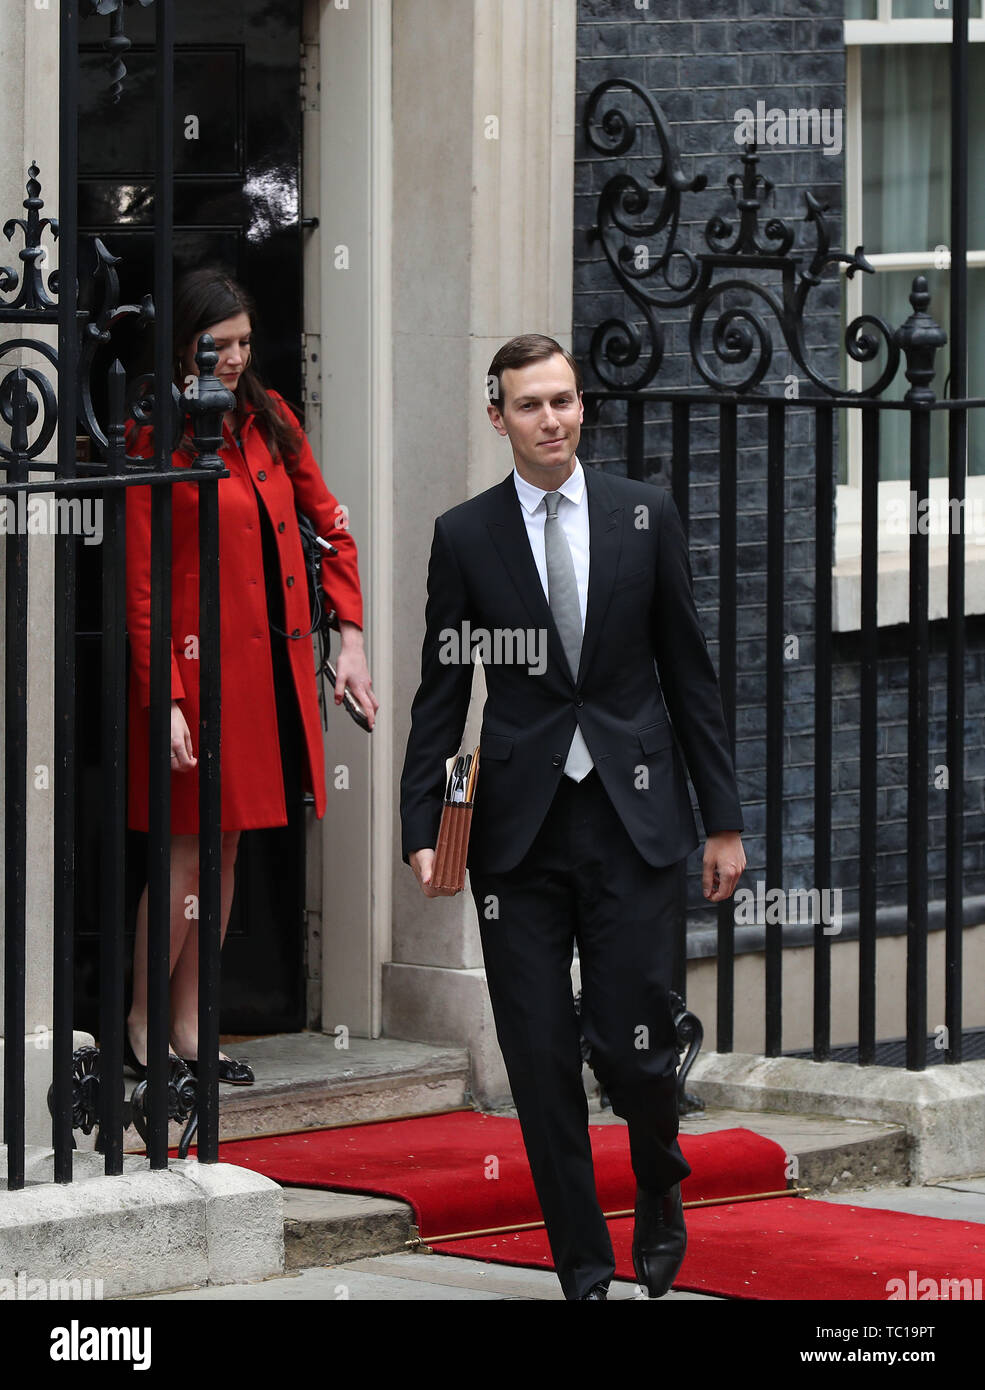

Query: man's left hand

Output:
[702, 831, 745, 902]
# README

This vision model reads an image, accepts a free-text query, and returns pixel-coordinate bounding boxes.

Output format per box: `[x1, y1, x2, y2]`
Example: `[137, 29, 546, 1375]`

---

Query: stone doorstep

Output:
[211, 1067, 470, 1142]
[107, 1034, 472, 1155]
[276, 1105, 911, 1272]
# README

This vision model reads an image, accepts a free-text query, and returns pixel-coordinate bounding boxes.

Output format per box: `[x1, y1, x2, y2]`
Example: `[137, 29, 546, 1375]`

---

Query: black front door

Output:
[74, 0, 308, 1035]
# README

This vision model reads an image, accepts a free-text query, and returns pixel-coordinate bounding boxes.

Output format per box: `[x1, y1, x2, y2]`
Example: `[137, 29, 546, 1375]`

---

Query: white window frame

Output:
[835, 15, 985, 628]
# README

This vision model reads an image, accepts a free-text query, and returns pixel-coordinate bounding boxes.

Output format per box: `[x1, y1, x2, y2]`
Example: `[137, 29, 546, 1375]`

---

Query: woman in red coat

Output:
[125, 268, 377, 1083]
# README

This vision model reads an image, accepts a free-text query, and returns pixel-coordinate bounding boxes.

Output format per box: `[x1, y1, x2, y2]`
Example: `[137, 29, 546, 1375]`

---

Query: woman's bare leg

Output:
[168, 830, 241, 1060]
[127, 831, 239, 1065]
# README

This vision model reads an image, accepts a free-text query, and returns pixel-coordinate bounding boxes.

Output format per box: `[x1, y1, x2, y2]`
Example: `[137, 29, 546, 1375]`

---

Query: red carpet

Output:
[217, 1111, 787, 1236]
[216, 1111, 985, 1300]
[444, 1201, 985, 1301]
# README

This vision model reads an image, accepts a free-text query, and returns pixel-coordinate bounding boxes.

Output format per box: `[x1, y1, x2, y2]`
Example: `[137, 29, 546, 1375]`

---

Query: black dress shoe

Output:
[632, 1182, 687, 1298]
[578, 1282, 609, 1300]
[182, 1055, 255, 1086]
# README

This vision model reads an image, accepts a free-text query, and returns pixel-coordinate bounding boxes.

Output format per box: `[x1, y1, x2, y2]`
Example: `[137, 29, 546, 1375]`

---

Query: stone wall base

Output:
[690, 1052, 985, 1184]
[0, 1149, 284, 1298]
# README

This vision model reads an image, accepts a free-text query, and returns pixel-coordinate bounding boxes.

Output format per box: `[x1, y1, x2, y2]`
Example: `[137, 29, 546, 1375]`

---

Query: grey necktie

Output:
[543, 490, 582, 682]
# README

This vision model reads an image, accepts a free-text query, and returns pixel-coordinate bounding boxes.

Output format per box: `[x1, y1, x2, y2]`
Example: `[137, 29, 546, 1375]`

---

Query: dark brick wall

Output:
[573, 0, 985, 937]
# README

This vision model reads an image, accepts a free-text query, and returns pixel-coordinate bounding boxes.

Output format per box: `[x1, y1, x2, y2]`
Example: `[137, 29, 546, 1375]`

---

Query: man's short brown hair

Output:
[486, 334, 583, 414]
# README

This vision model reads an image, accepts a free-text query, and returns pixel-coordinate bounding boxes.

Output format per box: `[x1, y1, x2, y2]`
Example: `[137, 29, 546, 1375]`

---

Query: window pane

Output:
[846, 3, 985, 22]
[847, 268, 985, 480]
[891, 0, 985, 14]
[892, 0, 959, 16]
[860, 46, 985, 253]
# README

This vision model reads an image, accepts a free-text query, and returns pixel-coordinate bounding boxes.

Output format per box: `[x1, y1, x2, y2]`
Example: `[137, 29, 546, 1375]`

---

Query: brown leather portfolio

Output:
[431, 746, 479, 893]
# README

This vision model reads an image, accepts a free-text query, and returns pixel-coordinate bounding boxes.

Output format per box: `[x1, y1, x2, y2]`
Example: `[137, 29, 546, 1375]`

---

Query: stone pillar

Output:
[0, 2, 92, 1148]
[306, 0, 395, 1042]
[385, 0, 576, 1104]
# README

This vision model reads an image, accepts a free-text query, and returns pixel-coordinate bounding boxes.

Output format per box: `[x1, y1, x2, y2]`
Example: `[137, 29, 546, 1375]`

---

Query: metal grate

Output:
[784, 1028, 985, 1068]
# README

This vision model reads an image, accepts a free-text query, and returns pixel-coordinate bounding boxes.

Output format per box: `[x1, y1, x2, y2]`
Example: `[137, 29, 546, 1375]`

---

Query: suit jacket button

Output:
[286, 575, 295, 587]
[576, 698, 584, 707]
[257, 470, 267, 481]
[552, 754, 563, 768]
[292, 628, 301, 637]
[278, 521, 286, 533]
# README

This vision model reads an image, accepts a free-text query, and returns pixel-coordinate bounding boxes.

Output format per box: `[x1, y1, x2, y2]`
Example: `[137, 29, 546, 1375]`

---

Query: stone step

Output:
[210, 1034, 471, 1142]
[675, 1104, 909, 1194]
[110, 1034, 471, 1154]
[283, 1189, 416, 1270]
[277, 1102, 910, 1271]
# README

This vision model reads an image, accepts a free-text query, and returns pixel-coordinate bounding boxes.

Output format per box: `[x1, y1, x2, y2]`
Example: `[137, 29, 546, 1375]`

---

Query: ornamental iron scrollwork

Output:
[130, 1057, 200, 1161]
[575, 987, 704, 1118]
[583, 79, 708, 390]
[78, 237, 156, 452]
[47, 1048, 200, 1159]
[184, 334, 236, 465]
[670, 990, 704, 1117]
[895, 276, 949, 404]
[0, 163, 59, 315]
[124, 331, 235, 467]
[46, 1045, 102, 1142]
[583, 80, 924, 399]
[81, 0, 156, 103]
[0, 163, 164, 472]
[0, 361, 58, 463]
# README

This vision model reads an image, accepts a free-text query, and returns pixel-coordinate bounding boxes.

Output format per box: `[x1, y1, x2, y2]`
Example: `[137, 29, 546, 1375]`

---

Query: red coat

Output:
[125, 390, 364, 833]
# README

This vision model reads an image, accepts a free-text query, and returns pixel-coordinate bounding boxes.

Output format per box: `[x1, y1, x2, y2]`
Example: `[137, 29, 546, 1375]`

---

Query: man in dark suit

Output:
[400, 335, 745, 1300]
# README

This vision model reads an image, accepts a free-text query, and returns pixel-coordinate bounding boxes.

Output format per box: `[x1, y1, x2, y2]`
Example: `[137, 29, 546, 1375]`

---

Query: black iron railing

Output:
[578, 3, 975, 1070]
[2, 0, 226, 1190]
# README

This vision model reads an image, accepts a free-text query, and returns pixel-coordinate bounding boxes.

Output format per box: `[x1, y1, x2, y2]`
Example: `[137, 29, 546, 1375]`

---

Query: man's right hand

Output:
[171, 700, 197, 771]
[409, 848, 459, 898]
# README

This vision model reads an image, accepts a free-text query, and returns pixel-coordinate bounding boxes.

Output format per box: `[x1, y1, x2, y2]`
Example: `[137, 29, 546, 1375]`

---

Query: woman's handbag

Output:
[269, 510, 371, 732]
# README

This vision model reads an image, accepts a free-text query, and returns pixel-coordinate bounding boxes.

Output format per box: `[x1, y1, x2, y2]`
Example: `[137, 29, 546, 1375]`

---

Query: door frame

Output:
[302, 0, 393, 1039]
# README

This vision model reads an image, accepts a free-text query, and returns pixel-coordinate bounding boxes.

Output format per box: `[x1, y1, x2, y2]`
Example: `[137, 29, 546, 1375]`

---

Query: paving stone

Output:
[816, 1185, 985, 1224]
[144, 1251, 720, 1300]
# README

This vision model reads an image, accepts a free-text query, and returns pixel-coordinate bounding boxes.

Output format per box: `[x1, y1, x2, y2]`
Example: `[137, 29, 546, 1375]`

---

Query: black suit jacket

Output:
[400, 466, 743, 876]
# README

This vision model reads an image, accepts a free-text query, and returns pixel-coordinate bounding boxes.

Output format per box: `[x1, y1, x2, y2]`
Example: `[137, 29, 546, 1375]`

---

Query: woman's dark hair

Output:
[129, 266, 304, 471]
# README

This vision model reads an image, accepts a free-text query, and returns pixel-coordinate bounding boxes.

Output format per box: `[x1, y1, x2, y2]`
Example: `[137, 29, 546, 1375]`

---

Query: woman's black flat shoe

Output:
[125, 1031, 185, 1080]
[182, 1056, 255, 1086]
[123, 1031, 147, 1080]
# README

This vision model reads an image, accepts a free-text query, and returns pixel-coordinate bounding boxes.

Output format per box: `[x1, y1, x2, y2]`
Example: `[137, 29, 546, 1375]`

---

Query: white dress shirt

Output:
[513, 459, 594, 781]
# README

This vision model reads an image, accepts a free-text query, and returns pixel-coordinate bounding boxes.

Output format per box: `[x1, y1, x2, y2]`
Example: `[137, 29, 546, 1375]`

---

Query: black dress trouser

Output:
[469, 767, 692, 1300]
